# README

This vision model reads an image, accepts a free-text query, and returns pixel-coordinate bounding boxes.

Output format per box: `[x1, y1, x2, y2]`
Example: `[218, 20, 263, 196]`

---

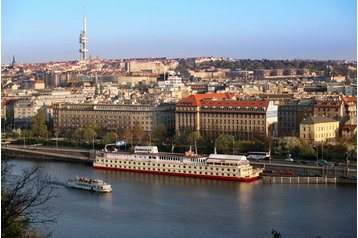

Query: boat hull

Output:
[93, 165, 260, 182]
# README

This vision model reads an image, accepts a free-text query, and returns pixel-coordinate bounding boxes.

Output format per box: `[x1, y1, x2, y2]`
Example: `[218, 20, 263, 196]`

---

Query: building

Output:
[313, 99, 345, 120]
[278, 99, 315, 137]
[342, 124, 357, 140]
[299, 116, 339, 142]
[53, 103, 175, 134]
[175, 93, 277, 140]
[8, 90, 86, 128]
[341, 96, 357, 124]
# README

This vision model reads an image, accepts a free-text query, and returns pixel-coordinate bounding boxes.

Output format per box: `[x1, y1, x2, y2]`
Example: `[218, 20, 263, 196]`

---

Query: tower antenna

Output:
[79, 6, 88, 61]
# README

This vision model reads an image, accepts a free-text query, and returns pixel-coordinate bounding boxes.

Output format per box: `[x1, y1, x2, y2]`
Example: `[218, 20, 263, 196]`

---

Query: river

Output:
[7, 159, 357, 238]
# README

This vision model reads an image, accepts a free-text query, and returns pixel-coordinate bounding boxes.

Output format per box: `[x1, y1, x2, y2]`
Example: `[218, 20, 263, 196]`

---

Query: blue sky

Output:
[2, 0, 357, 63]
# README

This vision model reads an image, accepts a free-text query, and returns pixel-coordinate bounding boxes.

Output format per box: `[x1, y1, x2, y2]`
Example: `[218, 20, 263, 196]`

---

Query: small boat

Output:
[65, 176, 112, 193]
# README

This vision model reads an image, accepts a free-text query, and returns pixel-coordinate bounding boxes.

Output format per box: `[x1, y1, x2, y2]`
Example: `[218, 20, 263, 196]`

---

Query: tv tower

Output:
[79, 7, 88, 61]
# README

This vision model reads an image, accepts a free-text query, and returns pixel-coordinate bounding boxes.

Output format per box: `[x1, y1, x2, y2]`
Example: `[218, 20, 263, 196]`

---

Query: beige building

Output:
[300, 116, 339, 142]
[53, 103, 175, 134]
[175, 93, 277, 140]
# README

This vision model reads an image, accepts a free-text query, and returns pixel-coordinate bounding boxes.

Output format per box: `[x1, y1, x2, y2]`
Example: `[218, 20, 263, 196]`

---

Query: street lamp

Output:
[314, 145, 318, 167]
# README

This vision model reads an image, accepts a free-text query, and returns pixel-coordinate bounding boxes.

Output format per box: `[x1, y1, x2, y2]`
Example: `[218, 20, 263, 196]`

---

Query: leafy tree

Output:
[31, 110, 48, 138]
[82, 128, 97, 144]
[87, 121, 99, 134]
[102, 132, 118, 145]
[63, 129, 73, 142]
[1, 161, 57, 238]
[216, 134, 234, 154]
[22, 129, 34, 139]
[72, 128, 84, 144]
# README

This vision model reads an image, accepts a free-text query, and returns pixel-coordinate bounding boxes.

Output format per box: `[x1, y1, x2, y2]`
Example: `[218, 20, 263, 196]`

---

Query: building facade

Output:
[53, 103, 175, 134]
[313, 99, 346, 120]
[7, 91, 87, 128]
[299, 116, 339, 142]
[175, 93, 277, 140]
[278, 99, 315, 137]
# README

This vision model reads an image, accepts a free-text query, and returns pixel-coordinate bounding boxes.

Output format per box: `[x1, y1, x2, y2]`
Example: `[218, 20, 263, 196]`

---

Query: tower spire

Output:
[11, 55, 16, 68]
[79, 6, 88, 61]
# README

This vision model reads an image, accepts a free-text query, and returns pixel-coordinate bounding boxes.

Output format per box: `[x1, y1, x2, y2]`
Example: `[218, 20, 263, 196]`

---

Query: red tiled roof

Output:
[315, 100, 342, 108]
[341, 96, 357, 105]
[342, 124, 357, 131]
[176, 93, 232, 107]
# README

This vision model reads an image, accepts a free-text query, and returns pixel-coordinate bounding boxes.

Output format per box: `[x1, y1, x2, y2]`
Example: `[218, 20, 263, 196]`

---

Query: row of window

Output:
[178, 113, 265, 119]
[99, 159, 237, 172]
[100, 163, 238, 177]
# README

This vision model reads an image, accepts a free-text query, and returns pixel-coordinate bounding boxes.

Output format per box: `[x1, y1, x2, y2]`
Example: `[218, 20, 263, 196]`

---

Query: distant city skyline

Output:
[2, 0, 357, 64]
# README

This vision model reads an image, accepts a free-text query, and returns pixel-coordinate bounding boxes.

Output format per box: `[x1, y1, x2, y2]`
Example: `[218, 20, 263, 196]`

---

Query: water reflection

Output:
[6, 159, 357, 238]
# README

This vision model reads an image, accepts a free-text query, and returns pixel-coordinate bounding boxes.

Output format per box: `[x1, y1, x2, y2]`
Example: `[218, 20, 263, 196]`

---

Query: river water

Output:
[8, 159, 357, 238]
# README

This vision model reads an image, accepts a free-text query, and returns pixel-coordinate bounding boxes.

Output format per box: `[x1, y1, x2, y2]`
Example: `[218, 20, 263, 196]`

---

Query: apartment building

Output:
[342, 96, 357, 124]
[175, 93, 277, 140]
[299, 116, 339, 142]
[278, 99, 315, 137]
[8, 90, 86, 127]
[53, 103, 175, 134]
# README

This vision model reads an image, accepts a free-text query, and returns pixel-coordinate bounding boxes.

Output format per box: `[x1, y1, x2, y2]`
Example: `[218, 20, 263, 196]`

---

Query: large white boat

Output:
[93, 146, 263, 182]
[65, 176, 112, 193]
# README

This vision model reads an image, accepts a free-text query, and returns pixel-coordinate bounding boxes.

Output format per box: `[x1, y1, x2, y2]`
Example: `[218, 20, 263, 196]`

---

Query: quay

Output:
[262, 176, 337, 184]
[1, 145, 93, 164]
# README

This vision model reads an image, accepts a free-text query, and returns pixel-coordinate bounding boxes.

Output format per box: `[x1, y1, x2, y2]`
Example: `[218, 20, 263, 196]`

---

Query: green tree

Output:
[87, 121, 99, 133]
[63, 129, 74, 142]
[31, 110, 48, 138]
[82, 128, 97, 144]
[72, 128, 84, 144]
[102, 132, 118, 145]
[216, 134, 234, 154]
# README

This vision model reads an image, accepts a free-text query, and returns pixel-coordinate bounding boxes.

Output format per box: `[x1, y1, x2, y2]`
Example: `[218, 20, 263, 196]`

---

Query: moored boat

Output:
[65, 176, 112, 193]
[93, 146, 263, 182]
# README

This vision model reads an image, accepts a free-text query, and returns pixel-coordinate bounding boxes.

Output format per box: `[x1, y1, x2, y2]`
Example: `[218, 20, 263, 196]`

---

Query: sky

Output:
[1, 0, 357, 63]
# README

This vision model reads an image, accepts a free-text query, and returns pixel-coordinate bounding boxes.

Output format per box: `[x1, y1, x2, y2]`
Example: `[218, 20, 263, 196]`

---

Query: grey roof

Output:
[297, 99, 316, 106]
[300, 116, 338, 124]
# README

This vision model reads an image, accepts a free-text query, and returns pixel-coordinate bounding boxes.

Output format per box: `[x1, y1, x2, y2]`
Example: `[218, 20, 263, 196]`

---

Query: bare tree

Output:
[1, 161, 58, 237]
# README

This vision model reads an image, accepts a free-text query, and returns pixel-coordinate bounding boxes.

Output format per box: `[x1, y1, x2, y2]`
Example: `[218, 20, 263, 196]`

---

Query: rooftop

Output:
[300, 116, 339, 124]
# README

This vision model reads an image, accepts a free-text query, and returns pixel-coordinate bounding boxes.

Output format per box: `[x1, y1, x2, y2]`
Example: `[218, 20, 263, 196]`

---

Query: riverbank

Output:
[1, 146, 93, 164]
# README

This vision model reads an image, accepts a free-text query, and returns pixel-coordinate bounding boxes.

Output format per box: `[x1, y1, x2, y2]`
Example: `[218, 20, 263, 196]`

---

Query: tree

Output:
[123, 128, 132, 142]
[72, 128, 84, 144]
[82, 128, 97, 144]
[151, 124, 168, 144]
[1, 161, 57, 237]
[31, 110, 48, 138]
[133, 121, 144, 143]
[102, 132, 118, 145]
[271, 229, 282, 238]
[63, 129, 74, 142]
[87, 121, 99, 134]
[216, 134, 234, 154]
